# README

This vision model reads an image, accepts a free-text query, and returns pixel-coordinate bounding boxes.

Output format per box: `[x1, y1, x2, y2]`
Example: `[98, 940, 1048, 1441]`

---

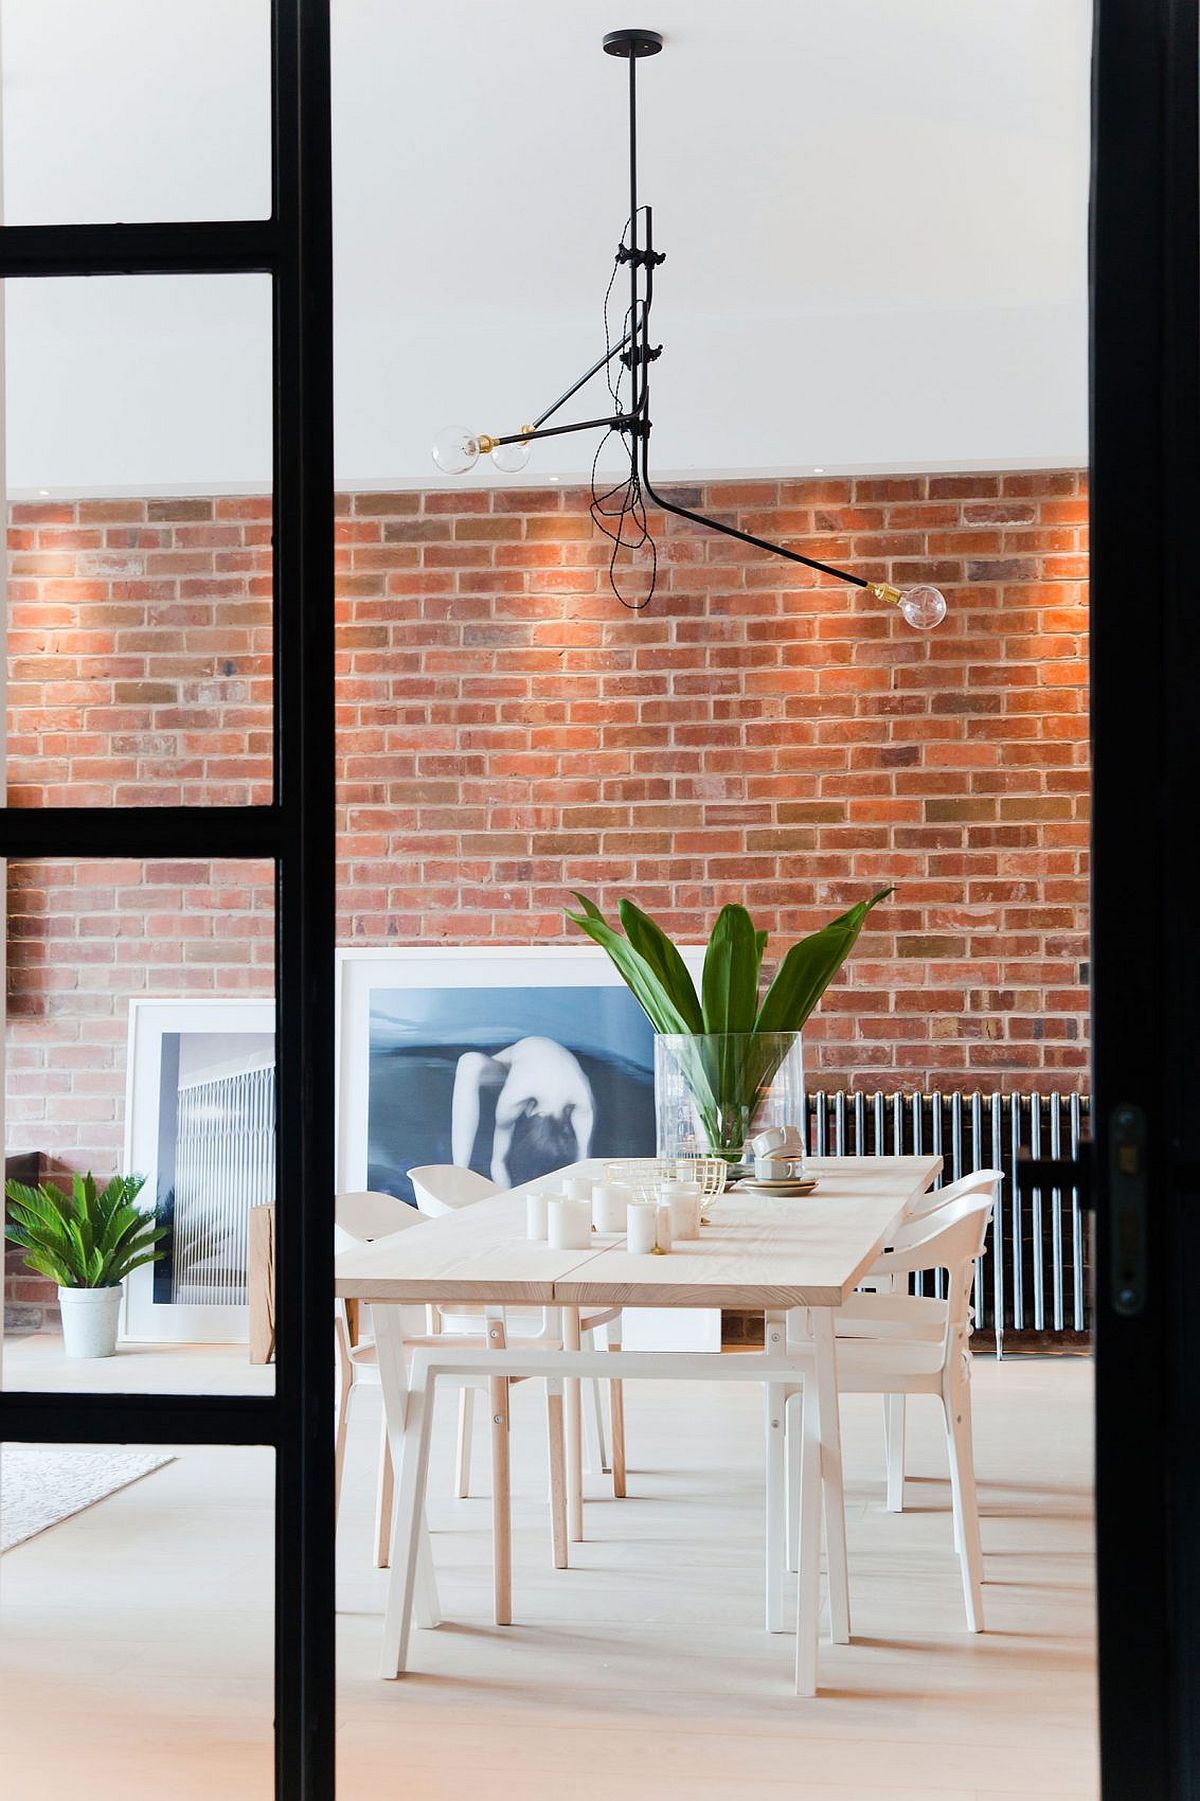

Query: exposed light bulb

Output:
[432, 426, 481, 475]
[898, 584, 948, 631]
[491, 435, 532, 474]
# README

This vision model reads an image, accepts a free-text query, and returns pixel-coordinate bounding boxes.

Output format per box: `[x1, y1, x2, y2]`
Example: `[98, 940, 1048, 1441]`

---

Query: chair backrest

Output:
[334, 1189, 419, 1251]
[408, 1164, 501, 1218]
[874, 1193, 996, 1356]
[906, 1167, 1003, 1222]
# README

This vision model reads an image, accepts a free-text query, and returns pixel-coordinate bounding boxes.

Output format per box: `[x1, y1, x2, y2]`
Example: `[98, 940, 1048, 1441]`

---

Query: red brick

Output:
[5, 468, 1091, 1285]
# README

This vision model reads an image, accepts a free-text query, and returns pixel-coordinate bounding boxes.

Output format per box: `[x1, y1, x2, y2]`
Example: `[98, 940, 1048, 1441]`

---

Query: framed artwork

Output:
[336, 947, 661, 1201]
[122, 997, 275, 1342]
[335, 946, 718, 1351]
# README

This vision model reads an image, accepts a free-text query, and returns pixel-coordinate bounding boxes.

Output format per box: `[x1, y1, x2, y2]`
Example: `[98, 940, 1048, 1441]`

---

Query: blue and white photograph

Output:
[365, 983, 655, 1203]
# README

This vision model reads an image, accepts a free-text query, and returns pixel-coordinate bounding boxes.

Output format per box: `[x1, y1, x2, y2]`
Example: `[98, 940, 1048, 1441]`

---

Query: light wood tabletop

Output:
[335, 1155, 942, 1310]
[555, 1157, 942, 1310]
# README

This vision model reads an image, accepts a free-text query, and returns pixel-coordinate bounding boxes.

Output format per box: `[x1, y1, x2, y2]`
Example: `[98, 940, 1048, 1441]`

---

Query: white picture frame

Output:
[335, 945, 718, 1352]
[122, 997, 275, 1343]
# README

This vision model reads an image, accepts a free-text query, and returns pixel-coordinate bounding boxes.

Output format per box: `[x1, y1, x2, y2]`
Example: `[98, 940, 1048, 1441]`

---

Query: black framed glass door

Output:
[0, 3, 335, 1793]
[1090, 0, 1200, 1793]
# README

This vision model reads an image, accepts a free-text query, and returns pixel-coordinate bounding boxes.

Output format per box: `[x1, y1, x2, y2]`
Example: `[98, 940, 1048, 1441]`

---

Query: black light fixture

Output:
[433, 27, 947, 629]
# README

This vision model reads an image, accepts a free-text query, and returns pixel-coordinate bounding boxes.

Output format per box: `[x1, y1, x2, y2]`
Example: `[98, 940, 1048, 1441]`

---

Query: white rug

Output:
[1, 1445, 175, 1551]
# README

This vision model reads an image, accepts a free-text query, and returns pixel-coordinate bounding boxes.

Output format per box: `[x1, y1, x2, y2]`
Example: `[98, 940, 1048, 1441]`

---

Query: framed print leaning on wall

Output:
[335, 945, 719, 1351]
[122, 997, 275, 1343]
[336, 947, 659, 1202]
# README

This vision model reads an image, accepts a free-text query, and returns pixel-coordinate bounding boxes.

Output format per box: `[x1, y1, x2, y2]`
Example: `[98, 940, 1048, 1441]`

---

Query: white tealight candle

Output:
[659, 1179, 702, 1241]
[592, 1182, 631, 1234]
[526, 1191, 549, 1240]
[626, 1202, 658, 1255]
[564, 1176, 594, 1202]
[547, 1196, 592, 1251]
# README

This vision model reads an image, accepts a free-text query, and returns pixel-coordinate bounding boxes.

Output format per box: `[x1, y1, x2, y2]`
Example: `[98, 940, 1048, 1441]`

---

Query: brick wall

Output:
[4, 471, 1089, 1312]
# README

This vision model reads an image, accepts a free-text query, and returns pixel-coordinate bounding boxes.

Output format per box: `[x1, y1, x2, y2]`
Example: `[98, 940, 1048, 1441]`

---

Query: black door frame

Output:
[0, 4, 336, 1794]
[1091, 0, 1199, 1794]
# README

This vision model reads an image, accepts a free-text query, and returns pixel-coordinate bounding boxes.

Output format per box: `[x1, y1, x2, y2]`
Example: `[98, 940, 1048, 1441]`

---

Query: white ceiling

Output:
[0, 0, 1091, 494]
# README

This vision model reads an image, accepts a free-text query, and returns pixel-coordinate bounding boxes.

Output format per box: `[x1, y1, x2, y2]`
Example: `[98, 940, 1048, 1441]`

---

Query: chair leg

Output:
[334, 1366, 353, 1523]
[455, 1385, 474, 1498]
[373, 1404, 395, 1568]
[786, 1391, 802, 1572]
[545, 1377, 568, 1569]
[564, 1307, 584, 1543]
[608, 1319, 627, 1500]
[944, 1379, 984, 1632]
[884, 1393, 906, 1512]
[584, 1369, 610, 1476]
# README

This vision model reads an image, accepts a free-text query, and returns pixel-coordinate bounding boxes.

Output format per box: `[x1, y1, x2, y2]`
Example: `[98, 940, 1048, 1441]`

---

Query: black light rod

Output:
[633, 203, 866, 592]
[627, 52, 642, 444]
[637, 435, 868, 590]
[491, 412, 636, 447]
[531, 329, 633, 429]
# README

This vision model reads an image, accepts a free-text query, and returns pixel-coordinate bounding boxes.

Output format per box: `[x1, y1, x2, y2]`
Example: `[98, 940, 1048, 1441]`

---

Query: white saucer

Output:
[735, 1176, 819, 1196]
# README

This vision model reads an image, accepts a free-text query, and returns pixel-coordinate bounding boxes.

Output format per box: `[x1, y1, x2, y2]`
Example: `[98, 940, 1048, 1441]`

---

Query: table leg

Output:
[793, 1379, 822, 1696]
[764, 1311, 787, 1633]
[608, 1318, 627, 1500]
[375, 1312, 438, 1678]
[485, 1306, 513, 1625]
[811, 1308, 851, 1648]
[546, 1374, 568, 1569]
[563, 1305, 584, 1542]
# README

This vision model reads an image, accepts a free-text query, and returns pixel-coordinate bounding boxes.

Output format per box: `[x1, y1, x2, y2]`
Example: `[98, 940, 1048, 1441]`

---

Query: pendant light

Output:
[434, 27, 947, 629]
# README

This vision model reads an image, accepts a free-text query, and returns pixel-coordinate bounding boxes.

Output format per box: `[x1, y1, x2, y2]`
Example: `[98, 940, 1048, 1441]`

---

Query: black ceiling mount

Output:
[602, 27, 663, 58]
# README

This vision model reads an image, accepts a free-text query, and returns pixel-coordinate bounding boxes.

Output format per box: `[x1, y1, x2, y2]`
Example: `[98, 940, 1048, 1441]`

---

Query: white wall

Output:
[1, 0, 1091, 495]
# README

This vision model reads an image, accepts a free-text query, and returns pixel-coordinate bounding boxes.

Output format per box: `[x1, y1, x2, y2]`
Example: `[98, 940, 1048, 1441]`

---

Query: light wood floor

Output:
[1, 1336, 1097, 1800]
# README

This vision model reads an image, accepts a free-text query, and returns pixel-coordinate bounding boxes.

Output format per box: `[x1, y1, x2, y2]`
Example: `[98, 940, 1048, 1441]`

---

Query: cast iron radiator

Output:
[806, 1090, 1093, 1354]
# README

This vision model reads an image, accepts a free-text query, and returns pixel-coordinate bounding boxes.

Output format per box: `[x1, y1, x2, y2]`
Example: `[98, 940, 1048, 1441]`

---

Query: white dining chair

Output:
[782, 1190, 997, 1632]
[408, 1164, 500, 1217]
[334, 1191, 431, 1565]
[334, 1188, 626, 1596]
[406, 1162, 626, 1493]
[868, 1168, 1004, 1511]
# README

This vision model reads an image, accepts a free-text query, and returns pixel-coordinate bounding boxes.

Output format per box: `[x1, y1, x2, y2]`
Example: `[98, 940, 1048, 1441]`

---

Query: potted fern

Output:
[567, 888, 891, 1163]
[4, 1172, 167, 1358]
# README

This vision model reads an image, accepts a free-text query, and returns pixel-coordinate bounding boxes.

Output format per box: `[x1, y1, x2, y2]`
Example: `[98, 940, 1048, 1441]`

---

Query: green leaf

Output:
[755, 886, 893, 1034]
[567, 891, 607, 924]
[701, 904, 761, 1034]
[4, 1171, 164, 1289]
[566, 912, 696, 1036]
[617, 899, 704, 1033]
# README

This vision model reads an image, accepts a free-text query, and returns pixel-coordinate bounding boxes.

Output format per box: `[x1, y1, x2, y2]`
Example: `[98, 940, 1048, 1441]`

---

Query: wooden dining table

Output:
[335, 1152, 941, 1695]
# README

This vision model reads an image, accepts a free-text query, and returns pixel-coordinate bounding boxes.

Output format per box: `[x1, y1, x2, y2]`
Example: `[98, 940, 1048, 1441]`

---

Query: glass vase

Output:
[653, 1032, 805, 1167]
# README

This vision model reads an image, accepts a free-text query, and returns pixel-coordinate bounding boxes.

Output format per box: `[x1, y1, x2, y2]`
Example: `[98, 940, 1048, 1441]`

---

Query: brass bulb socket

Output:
[870, 582, 903, 607]
[476, 433, 497, 455]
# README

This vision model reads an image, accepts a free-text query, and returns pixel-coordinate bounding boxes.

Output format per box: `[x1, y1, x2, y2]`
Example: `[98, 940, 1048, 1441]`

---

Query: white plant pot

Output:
[58, 1285, 123, 1359]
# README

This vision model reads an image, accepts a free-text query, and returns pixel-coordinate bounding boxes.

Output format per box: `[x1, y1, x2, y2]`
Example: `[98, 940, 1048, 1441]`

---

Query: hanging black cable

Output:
[432, 27, 948, 632]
